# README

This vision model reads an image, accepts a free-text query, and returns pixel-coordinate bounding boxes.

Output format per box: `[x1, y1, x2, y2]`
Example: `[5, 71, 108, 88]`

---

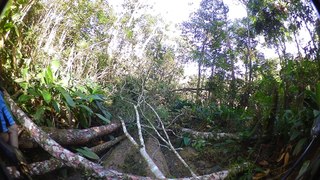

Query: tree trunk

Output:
[196, 37, 208, 101]
[18, 123, 121, 148]
[3, 91, 126, 179]
[8, 135, 127, 177]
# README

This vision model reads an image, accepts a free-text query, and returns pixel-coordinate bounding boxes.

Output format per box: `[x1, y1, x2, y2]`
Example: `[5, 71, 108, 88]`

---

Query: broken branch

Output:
[120, 115, 166, 179]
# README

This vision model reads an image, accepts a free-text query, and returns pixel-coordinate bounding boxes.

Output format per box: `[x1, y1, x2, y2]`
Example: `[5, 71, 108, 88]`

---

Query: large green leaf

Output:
[44, 66, 54, 84]
[89, 94, 104, 102]
[41, 90, 52, 104]
[79, 105, 93, 115]
[95, 113, 110, 124]
[76, 147, 99, 160]
[56, 87, 76, 108]
[18, 94, 32, 103]
[95, 100, 112, 120]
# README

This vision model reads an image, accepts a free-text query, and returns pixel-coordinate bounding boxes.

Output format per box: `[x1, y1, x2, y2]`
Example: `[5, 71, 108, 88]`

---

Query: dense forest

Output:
[0, 0, 320, 179]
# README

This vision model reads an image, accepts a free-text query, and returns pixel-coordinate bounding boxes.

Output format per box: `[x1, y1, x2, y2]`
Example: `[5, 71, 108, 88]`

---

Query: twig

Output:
[167, 111, 185, 127]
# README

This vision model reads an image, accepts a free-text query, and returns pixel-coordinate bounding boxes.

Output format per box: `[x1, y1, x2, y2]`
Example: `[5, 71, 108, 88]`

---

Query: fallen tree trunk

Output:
[182, 128, 239, 140]
[45, 123, 121, 145]
[90, 134, 126, 154]
[3, 91, 237, 179]
[8, 159, 251, 180]
[3, 91, 127, 179]
[18, 123, 121, 148]
[7, 135, 127, 177]
[7, 160, 230, 179]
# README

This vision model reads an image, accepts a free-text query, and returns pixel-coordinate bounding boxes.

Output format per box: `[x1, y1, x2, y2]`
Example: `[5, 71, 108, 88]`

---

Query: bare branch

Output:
[141, 102, 198, 178]
[120, 119, 166, 179]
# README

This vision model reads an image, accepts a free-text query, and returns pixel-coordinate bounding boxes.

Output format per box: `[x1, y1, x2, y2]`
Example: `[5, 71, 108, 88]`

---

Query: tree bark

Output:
[90, 135, 126, 154]
[3, 91, 126, 179]
[45, 123, 121, 145]
[182, 128, 239, 140]
[7, 135, 127, 177]
[7, 159, 252, 180]
[196, 37, 208, 100]
[18, 123, 121, 148]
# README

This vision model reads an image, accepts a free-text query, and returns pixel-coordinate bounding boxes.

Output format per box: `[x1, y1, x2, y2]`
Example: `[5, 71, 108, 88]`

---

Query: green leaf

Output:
[89, 94, 104, 102]
[183, 137, 191, 146]
[56, 87, 76, 108]
[18, 94, 31, 103]
[290, 131, 300, 141]
[0, 0, 11, 20]
[96, 113, 110, 124]
[34, 107, 46, 124]
[95, 100, 112, 120]
[41, 90, 52, 104]
[78, 111, 89, 128]
[316, 82, 320, 109]
[28, 88, 40, 97]
[44, 66, 54, 84]
[296, 160, 310, 179]
[76, 147, 99, 160]
[52, 100, 60, 113]
[293, 138, 307, 156]
[79, 105, 93, 115]
[4, 22, 14, 31]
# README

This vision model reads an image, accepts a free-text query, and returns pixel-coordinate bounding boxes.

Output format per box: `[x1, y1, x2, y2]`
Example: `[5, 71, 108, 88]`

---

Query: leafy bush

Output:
[15, 61, 112, 128]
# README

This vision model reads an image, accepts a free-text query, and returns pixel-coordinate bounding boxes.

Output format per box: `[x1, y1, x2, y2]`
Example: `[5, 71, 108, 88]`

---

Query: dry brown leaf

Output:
[284, 152, 290, 166]
[277, 152, 285, 162]
[259, 160, 269, 166]
[253, 173, 266, 180]
[286, 144, 292, 151]
[253, 169, 270, 180]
